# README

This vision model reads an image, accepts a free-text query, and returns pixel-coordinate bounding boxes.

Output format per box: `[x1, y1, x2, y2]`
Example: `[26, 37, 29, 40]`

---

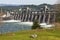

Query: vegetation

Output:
[32, 20, 41, 29]
[0, 3, 60, 40]
[0, 29, 60, 40]
[0, 4, 55, 13]
[55, 4, 60, 22]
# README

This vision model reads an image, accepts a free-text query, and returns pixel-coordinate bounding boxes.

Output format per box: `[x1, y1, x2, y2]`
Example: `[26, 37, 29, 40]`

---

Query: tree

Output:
[32, 20, 42, 29]
[55, 4, 60, 22]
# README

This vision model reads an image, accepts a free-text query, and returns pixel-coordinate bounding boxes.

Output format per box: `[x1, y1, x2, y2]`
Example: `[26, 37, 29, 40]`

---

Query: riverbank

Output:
[0, 29, 60, 40]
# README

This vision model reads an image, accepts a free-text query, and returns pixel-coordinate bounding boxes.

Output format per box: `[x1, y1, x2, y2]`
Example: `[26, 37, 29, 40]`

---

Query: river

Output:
[0, 22, 32, 34]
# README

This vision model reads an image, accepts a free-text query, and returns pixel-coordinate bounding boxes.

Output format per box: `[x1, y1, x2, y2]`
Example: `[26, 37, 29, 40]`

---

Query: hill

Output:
[0, 3, 54, 12]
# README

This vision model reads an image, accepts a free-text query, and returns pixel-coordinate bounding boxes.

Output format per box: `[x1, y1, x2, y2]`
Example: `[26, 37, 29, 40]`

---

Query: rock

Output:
[30, 34, 37, 38]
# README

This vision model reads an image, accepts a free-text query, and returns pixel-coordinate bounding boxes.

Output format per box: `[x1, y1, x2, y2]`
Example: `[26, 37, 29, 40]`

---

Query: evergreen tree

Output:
[32, 20, 42, 29]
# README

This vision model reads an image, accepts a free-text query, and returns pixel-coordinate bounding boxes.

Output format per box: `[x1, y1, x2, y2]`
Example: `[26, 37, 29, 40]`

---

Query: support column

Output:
[22, 13, 24, 21]
[20, 14, 22, 21]
[31, 14, 34, 22]
[19, 14, 21, 20]
[39, 13, 41, 23]
[28, 14, 30, 21]
[35, 15, 37, 20]
[54, 14, 55, 23]
[17, 14, 18, 20]
[53, 13, 56, 23]
[21, 14, 23, 21]
[24, 14, 27, 21]
[43, 13, 46, 23]
[47, 13, 50, 24]
[18, 14, 20, 20]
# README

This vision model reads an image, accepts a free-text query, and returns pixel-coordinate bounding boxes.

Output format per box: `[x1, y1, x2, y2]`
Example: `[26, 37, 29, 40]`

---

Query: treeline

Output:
[55, 4, 60, 22]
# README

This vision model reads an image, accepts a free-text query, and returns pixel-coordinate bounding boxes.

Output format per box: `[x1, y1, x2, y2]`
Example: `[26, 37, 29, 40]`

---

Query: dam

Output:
[0, 4, 56, 34]
[0, 4, 56, 24]
[11, 5, 56, 24]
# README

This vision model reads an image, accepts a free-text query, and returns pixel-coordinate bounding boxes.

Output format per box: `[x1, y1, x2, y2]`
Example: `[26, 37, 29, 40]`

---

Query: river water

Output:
[0, 22, 32, 34]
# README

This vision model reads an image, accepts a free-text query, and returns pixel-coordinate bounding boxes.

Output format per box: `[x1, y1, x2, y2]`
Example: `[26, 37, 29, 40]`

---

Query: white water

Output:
[0, 20, 54, 28]
[1, 20, 21, 22]
[0, 20, 33, 25]
[19, 22, 33, 25]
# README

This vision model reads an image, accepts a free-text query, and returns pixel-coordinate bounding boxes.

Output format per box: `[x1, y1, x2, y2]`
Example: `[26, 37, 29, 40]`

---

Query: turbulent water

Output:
[0, 22, 32, 34]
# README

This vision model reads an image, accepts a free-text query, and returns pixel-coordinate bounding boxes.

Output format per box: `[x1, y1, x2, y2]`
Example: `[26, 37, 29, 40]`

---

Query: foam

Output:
[1, 20, 21, 22]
